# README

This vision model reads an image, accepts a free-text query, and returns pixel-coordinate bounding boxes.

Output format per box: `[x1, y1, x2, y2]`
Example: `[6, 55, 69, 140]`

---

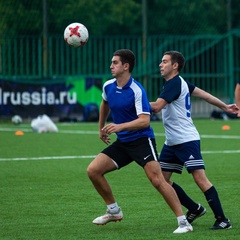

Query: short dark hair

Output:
[113, 49, 135, 73]
[163, 51, 185, 72]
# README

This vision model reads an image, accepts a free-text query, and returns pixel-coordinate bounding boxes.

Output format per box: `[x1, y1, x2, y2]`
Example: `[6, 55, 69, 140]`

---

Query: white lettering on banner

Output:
[0, 87, 77, 105]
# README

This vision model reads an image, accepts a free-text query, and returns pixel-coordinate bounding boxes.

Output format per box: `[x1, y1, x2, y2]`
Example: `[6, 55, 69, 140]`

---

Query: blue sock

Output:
[172, 182, 199, 212]
[204, 186, 226, 221]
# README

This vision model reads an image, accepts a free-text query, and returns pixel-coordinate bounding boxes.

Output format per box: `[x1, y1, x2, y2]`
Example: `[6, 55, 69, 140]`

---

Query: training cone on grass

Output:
[15, 130, 24, 136]
[221, 125, 230, 130]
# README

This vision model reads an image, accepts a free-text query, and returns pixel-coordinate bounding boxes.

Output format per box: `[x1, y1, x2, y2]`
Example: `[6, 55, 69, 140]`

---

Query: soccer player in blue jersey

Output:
[150, 51, 238, 230]
[87, 49, 193, 233]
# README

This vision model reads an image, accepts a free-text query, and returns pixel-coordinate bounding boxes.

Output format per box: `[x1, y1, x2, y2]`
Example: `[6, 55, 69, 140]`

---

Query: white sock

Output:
[107, 202, 119, 213]
[177, 215, 187, 224]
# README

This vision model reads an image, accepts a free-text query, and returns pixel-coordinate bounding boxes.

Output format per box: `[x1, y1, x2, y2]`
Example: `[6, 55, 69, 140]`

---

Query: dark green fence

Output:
[1, 30, 240, 117]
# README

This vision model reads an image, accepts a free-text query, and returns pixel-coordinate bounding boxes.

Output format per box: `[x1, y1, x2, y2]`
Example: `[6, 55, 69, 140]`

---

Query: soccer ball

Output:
[64, 22, 89, 48]
[11, 115, 22, 125]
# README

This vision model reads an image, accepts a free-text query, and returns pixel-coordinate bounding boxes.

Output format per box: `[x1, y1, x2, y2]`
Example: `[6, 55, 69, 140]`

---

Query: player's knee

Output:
[87, 164, 98, 180]
[150, 176, 163, 189]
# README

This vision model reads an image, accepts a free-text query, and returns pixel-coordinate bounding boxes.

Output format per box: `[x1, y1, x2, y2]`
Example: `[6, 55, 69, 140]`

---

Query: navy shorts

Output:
[159, 140, 205, 174]
[102, 137, 159, 169]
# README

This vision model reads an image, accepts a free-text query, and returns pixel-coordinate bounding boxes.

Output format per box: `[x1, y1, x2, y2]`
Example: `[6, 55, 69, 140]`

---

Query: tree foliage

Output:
[0, 0, 239, 36]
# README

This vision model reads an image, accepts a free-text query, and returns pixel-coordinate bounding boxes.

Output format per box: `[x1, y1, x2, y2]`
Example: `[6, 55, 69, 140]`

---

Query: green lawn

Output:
[0, 119, 239, 240]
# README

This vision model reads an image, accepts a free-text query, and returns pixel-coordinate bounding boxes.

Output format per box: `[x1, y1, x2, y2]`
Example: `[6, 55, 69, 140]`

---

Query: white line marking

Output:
[0, 128, 99, 134]
[0, 150, 240, 162]
[59, 131, 240, 139]
[0, 155, 96, 161]
[1, 128, 240, 139]
[200, 134, 240, 139]
[202, 150, 240, 154]
[155, 133, 240, 139]
[0, 127, 239, 162]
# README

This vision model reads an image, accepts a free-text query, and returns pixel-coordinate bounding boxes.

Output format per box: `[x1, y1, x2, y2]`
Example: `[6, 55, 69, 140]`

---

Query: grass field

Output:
[0, 119, 239, 240]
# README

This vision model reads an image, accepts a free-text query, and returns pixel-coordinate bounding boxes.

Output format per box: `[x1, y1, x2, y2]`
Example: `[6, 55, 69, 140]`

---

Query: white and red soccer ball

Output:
[64, 23, 89, 48]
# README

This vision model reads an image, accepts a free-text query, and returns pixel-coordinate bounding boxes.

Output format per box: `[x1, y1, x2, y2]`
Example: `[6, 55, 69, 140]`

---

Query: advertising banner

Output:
[0, 77, 103, 120]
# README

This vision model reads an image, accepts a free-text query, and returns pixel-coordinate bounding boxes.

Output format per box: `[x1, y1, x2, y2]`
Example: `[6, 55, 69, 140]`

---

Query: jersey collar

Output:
[115, 76, 133, 89]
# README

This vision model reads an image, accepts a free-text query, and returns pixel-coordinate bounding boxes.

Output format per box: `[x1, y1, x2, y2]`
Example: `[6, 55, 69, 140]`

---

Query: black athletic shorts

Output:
[101, 137, 159, 169]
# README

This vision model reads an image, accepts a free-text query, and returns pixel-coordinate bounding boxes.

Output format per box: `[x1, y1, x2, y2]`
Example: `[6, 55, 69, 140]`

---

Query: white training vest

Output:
[162, 77, 200, 146]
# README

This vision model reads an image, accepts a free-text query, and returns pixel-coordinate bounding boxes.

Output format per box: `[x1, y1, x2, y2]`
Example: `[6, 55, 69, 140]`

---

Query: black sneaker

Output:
[186, 204, 206, 223]
[211, 219, 232, 230]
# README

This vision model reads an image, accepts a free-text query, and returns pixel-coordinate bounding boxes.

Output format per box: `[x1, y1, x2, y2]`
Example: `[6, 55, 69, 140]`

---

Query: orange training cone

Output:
[15, 130, 24, 135]
[221, 125, 230, 130]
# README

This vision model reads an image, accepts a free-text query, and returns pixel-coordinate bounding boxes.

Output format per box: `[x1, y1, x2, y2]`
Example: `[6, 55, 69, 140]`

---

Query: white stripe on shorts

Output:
[148, 138, 158, 161]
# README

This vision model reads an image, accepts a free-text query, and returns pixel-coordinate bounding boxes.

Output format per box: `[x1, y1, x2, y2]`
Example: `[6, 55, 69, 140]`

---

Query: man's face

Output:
[110, 56, 127, 78]
[159, 54, 177, 80]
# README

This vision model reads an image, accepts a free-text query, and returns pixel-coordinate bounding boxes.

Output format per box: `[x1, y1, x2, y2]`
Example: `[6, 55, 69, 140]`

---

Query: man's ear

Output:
[124, 63, 130, 70]
[173, 62, 178, 70]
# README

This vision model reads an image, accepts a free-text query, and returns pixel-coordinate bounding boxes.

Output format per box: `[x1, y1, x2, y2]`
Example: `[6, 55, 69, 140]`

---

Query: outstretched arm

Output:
[234, 83, 240, 117]
[150, 98, 168, 113]
[192, 87, 239, 114]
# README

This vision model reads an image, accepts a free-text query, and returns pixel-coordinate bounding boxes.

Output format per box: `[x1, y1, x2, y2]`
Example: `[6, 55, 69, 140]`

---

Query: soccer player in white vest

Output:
[150, 50, 238, 230]
[87, 49, 193, 233]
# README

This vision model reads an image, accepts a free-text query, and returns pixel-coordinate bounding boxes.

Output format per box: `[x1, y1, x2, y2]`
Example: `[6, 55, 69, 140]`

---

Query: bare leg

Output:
[191, 169, 212, 192]
[144, 161, 184, 217]
[163, 170, 206, 217]
[87, 153, 117, 204]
